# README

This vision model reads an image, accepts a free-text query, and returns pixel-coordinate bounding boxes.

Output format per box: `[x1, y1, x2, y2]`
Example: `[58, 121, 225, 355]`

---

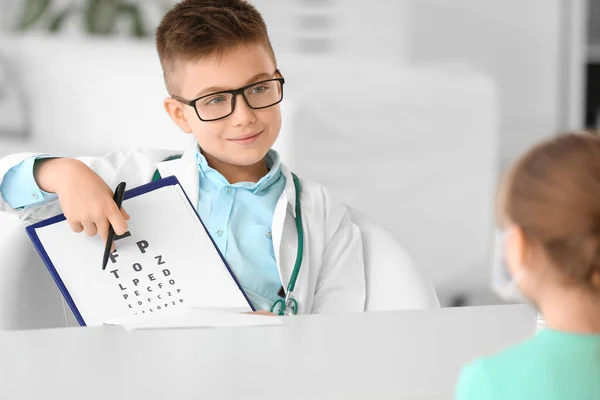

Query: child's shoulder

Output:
[130, 147, 184, 161]
[103, 147, 186, 170]
[285, 168, 350, 222]
[281, 164, 335, 206]
[98, 147, 183, 163]
[457, 335, 546, 399]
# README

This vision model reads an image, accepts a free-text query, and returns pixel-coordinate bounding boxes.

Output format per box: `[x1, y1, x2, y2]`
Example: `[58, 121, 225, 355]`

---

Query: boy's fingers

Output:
[97, 220, 110, 247]
[108, 212, 128, 236]
[100, 228, 116, 253]
[69, 221, 84, 233]
[121, 208, 130, 221]
[82, 221, 97, 237]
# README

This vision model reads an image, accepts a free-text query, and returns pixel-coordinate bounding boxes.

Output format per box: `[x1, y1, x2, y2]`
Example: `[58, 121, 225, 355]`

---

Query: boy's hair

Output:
[156, 0, 276, 94]
[499, 131, 600, 291]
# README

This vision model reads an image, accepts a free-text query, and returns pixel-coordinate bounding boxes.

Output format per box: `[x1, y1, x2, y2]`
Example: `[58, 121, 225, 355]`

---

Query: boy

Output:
[0, 0, 365, 314]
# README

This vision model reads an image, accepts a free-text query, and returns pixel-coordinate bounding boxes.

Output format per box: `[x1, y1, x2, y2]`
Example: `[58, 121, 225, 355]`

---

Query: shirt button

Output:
[226, 187, 231, 194]
[32, 193, 39, 199]
[266, 228, 272, 239]
[216, 229, 223, 237]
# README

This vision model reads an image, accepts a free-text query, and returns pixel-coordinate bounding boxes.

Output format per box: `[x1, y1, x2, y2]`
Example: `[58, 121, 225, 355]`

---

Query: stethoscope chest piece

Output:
[272, 293, 298, 316]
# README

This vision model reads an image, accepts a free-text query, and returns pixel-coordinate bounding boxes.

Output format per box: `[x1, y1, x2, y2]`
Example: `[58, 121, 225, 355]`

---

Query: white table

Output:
[0, 305, 535, 400]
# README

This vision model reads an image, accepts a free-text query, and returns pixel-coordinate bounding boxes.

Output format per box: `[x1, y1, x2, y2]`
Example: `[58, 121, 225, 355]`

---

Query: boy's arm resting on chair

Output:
[311, 195, 366, 314]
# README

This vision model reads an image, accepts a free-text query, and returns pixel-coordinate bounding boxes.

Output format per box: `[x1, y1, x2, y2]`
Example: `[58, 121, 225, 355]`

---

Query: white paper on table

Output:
[104, 307, 283, 331]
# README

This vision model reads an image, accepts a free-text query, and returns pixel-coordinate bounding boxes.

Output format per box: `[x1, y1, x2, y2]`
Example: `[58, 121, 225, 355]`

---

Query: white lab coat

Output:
[0, 146, 366, 314]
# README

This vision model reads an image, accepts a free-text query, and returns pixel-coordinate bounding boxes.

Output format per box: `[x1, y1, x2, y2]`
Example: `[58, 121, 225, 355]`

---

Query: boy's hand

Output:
[34, 158, 130, 248]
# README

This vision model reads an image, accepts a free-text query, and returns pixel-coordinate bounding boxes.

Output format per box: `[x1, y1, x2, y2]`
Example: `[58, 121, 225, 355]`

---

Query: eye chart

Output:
[28, 178, 251, 327]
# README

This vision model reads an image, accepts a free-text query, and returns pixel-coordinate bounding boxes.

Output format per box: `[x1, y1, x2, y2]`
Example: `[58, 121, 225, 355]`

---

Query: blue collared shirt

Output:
[195, 148, 286, 311]
[0, 155, 57, 208]
[0, 151, 286, 311]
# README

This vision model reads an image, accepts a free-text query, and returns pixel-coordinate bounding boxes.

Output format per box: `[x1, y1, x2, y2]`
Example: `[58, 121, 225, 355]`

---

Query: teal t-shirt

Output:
[456, 329, 600, 400]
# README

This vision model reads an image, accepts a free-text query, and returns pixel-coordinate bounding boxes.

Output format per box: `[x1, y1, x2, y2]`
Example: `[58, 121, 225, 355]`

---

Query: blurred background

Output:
[0, 0, 595, 307]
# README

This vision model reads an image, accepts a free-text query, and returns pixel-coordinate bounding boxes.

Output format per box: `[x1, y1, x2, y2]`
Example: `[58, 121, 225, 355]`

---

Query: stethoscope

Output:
[270, 172, 303, 316]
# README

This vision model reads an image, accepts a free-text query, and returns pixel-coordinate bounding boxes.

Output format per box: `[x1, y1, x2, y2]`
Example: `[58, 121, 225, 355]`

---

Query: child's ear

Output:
[506, 224, 532, 276]
[164, 97, 193, 134]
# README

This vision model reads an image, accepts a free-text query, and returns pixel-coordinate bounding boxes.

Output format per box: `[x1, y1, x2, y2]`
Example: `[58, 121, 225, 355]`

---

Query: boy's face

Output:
[164, 43, 281, 168]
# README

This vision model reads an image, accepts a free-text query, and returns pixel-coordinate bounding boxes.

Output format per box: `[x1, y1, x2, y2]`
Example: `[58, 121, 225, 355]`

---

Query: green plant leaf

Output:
[48, 7, 73, 33]
[18, 0, 52, 31]
[85, 0, 120, 35]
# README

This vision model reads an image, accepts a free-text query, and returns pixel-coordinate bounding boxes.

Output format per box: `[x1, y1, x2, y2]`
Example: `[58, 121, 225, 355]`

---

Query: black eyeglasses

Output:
[171, 76, 285, 122]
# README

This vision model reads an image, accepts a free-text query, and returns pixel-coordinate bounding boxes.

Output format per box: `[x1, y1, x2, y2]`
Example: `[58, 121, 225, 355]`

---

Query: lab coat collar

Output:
[279, 162, 297, 218]
[155, 143, 297, 217]
[156, 147, 199, 208]
[195, 147, 283, 194]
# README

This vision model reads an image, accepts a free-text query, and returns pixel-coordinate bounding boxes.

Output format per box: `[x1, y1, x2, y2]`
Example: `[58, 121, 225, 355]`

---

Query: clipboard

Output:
[26, 176, 254, 327]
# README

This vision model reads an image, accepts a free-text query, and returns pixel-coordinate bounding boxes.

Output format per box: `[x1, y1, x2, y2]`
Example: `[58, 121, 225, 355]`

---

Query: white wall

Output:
[0, 36, 190, 158]
[405, 0, 565, 170]
[0, 0, 19, 31]
[255, 0, 571, 171]
[252, 0, 408, 64]
[2, 0, 572, 170]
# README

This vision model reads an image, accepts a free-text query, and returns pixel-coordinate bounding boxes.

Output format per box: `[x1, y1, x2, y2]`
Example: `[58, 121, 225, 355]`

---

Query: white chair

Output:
[0, 212, 66, 330]
[0, 205, 438, 330]
[348, 206, 440, 311]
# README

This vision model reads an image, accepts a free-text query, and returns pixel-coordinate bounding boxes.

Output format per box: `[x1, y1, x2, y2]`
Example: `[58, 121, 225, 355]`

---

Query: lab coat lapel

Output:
[156, 146, 200, 208]
[272, 164, 305, 305]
